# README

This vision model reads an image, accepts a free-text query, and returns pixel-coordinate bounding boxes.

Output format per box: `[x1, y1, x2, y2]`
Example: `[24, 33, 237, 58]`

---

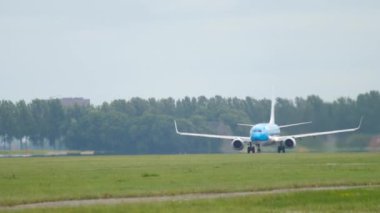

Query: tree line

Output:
[0, 91, 379, 154]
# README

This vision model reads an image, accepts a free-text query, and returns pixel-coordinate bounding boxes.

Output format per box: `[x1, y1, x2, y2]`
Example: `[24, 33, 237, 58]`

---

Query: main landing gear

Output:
[247, 143, 261, 154]
[278, 143, 286, 153]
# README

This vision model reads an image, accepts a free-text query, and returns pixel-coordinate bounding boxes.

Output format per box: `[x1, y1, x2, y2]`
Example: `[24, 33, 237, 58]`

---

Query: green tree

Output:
[46, 99, 65, 148]
[0, 101, 17, 149]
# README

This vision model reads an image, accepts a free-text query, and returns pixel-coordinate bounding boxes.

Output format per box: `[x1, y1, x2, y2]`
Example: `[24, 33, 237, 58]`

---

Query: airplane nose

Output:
[253, 133, 261, 140]
[250, 132, 260, 141]
[251, 132, 269, 141]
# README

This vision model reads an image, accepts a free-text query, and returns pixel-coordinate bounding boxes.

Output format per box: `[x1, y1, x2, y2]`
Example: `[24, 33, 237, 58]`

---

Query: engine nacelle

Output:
[231, 138, 244, 151]
[284, 137, 297, 149]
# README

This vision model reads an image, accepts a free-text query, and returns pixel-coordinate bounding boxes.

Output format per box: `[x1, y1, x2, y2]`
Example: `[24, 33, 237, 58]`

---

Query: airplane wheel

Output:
[247, 147, 251, 153]
[278, 146, 285, 153]
[251, 146, 256, 154]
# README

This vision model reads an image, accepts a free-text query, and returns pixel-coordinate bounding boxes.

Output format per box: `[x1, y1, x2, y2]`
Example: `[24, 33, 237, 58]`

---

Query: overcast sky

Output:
[1, 0, 379, 104]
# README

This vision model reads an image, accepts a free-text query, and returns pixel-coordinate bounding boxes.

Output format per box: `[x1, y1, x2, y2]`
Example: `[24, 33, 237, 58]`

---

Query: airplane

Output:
[174, 98, 363, 154]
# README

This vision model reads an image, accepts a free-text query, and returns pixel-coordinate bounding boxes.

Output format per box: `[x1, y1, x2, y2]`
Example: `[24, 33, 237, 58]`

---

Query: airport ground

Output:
[0, 153, 379, 212]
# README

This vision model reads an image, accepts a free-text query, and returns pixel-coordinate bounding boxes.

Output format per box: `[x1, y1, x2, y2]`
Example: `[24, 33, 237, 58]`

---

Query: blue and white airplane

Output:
[174, 98, 362, 153]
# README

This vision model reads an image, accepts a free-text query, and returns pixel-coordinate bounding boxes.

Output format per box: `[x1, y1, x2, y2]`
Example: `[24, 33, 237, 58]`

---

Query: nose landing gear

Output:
[247, 142, 255, 153]
[247, 143, 261, 154]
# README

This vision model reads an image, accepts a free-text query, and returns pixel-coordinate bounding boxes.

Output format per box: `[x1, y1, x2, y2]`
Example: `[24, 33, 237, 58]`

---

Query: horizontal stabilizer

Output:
[238, 121, 312, 128]
[237, 123, 255, 127]
[279, 121, 312, 128]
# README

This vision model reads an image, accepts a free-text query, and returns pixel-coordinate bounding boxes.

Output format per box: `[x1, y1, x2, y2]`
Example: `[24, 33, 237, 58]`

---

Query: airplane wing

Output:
[174, 121, 251, 142]
[273, 117, 363, 142]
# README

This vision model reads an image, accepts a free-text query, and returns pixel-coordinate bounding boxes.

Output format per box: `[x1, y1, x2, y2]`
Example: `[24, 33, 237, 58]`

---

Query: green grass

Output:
[4, 188, 380, 212]
[0, 153, 379, 208]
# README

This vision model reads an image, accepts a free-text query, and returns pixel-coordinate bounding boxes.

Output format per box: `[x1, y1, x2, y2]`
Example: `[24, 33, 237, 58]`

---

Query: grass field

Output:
[1, 153, 380, 211]
[4, 188, 379, 212]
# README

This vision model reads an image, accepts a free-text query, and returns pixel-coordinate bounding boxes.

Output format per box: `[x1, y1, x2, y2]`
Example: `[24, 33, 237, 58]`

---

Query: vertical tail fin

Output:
[269, 96, 276, 124]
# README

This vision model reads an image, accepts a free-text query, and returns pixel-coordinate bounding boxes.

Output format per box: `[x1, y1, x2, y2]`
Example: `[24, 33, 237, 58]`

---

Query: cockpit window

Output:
[253, 129, 262, 133]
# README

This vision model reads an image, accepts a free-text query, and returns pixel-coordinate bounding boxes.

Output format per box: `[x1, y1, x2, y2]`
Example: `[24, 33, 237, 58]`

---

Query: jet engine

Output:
[231, 138, 244, 150]
[284, 137, 297, 149]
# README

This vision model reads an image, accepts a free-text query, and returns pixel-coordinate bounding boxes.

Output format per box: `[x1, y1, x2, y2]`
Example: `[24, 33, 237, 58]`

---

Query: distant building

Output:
[59, 98, 90, 107]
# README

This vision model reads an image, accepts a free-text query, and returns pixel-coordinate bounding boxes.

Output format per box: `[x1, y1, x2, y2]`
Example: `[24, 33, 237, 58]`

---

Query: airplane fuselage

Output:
[250, 123, 280, 144]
